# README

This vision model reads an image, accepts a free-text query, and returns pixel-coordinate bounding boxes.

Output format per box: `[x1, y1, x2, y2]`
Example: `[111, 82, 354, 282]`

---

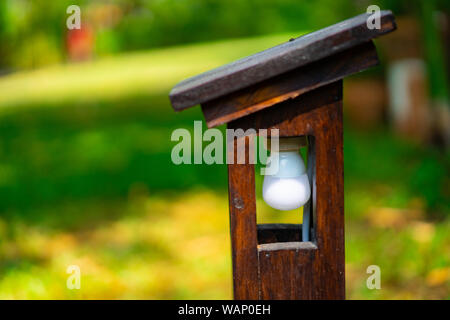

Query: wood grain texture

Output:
[169, 11, 395, 110]
[228, 81, 345, 300]
[257, 243, 318, 300]
[227, 132, 259, 299]
[201, 41, 378, 128]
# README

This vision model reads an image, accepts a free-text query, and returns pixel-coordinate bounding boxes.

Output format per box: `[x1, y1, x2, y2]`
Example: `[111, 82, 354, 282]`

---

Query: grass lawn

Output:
[0, 33, 449, 299]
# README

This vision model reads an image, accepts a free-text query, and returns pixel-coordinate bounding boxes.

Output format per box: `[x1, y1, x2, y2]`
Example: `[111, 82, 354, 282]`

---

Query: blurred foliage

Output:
[0, 33, 293, 107]
[419, 0, 449, 102]
[0, 33, 448, 299]
[344, 127, 450, 214]
[0, 32, 447, 217]
[1, 0, 448, 71]
[0, 0, 353, 69]
[0, 188, 449, 299]
[0, 0, 449, 300]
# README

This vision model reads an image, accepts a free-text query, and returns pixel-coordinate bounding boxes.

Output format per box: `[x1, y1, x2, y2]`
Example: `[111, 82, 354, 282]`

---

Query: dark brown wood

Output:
[201, 41, 378, 128]
[228, 81, 345, 299]
[170, 11, 396, 110]
[227, 133, 259, 299]
[257, 224, 302, 244]
[257, 242, 318, 300]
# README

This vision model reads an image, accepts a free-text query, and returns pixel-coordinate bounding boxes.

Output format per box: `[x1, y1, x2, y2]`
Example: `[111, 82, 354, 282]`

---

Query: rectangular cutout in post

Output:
[255, 135, 315, 245]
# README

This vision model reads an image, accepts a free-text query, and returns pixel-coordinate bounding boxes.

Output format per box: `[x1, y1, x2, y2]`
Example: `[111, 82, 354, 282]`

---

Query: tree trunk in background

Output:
[420, 2, 450, 147]
[387, 59, 432, 143]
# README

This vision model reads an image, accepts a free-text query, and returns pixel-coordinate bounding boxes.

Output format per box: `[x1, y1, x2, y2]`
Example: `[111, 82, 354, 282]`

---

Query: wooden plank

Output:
[169, 11, 395, 110]
[258, 243, 318, 300]
[232, 81, 345, 299]
[201, 41, 378, 128]
[304, 135, 316, 242]
[226, 129, 260, 299]
[231, 79, 342, 132]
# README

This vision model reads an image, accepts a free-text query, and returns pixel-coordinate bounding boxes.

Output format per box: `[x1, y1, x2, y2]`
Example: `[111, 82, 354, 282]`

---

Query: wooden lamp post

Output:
[169, 11, 396, 300]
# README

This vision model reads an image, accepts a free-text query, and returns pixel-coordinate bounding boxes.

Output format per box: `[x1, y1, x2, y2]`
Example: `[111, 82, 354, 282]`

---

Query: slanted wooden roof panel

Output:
[169, 11, 396, 111]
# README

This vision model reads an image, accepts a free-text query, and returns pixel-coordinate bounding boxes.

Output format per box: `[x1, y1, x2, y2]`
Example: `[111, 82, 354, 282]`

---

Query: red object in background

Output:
[66, 25, 95, 62]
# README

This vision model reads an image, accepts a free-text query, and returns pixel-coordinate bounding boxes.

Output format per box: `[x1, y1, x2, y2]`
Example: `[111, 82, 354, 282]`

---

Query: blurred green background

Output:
[0, 0, 449, 299]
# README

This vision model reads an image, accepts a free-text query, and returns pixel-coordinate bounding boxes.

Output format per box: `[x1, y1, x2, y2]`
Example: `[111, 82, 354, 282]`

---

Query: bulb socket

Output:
[266, 136, 307, 152]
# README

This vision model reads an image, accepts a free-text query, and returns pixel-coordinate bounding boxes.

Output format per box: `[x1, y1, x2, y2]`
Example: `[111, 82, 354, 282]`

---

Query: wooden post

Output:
[228, 81, 344, 299]
[169, 11, 396, 300]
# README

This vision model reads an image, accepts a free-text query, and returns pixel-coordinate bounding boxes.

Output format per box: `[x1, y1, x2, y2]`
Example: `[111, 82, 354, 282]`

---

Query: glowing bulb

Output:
[262, 139, 310, 211]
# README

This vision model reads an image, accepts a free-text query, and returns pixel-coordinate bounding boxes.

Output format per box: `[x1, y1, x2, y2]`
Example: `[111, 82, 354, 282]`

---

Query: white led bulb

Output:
[262, 138, 311, 211]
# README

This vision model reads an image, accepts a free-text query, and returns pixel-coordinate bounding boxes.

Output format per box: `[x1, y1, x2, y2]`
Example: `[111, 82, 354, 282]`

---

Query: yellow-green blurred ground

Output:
[0, 33, 448, 299]
[0, 189, 449, 299]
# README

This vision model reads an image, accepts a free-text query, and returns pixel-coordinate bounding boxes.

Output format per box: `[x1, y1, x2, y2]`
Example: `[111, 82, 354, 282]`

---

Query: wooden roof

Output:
[169, 11, 396, 111]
